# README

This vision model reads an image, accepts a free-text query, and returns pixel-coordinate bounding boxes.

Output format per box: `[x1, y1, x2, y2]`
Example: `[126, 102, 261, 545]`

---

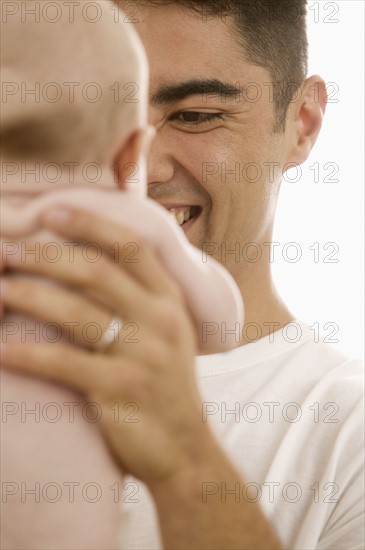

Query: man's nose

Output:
[147, 126, 175, 186]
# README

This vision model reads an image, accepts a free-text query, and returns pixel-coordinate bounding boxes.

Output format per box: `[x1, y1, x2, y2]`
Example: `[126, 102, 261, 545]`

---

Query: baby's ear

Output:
[114, 126, 156, 195]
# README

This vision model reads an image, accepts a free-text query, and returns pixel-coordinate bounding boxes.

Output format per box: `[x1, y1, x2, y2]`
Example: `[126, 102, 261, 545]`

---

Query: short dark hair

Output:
[125, 0, 308, 132]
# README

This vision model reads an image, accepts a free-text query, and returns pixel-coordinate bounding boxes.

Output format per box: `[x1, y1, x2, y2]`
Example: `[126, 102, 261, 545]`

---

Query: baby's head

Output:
[1, 0, 150, 194]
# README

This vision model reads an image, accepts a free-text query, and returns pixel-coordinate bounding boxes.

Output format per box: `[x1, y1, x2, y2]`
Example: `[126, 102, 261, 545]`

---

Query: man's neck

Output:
[233, 252, 295, 346]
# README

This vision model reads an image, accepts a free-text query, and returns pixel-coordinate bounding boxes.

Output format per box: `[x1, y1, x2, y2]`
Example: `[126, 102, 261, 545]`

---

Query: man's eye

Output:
[169, 112, 223, 126]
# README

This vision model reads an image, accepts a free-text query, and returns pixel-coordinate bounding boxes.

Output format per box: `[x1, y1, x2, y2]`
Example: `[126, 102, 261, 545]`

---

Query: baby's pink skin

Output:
[2, 186, 244, 354]
[1, 286, 124, 549]
[1, 369, 124, 550]
[1, 188, 244, 549]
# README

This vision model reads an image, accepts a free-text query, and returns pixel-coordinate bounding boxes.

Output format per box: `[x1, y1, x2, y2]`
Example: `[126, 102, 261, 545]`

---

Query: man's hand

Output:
[1, 206, 281, 549]
[1, 206, 210, 486]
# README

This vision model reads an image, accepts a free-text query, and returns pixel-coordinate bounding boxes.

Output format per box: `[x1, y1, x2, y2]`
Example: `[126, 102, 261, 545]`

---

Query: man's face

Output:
[135, 5, 294, 281]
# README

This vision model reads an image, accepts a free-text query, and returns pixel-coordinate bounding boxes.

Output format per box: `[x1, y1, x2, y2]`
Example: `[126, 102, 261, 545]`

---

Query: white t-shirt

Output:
[119, 321, 364, 549]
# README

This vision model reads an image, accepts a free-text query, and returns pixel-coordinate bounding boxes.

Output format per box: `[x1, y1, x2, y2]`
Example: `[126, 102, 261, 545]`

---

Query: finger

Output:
[1, 268, 183, 356]
[0, 340, 141, 399]
[1, 341, 102, 394]
[5, 241, 158, 326]
[0, 275, 112, 350]
[40, 205, 183, 300]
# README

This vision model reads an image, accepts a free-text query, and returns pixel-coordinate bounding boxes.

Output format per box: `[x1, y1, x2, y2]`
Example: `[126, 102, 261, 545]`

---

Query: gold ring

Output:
[94, 316, 123, 352]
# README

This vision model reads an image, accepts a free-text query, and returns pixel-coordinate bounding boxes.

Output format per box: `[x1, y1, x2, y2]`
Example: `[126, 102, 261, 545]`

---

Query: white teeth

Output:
[169, 208, 192, 226]
[176, 211, 185, 225]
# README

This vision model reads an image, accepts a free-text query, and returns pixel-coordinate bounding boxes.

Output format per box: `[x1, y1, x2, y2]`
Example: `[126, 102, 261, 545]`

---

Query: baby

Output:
[0, 1, 244, 549]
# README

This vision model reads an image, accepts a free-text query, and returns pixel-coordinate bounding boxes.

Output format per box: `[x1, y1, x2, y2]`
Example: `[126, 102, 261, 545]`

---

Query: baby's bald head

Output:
[1, 0, 148, 172]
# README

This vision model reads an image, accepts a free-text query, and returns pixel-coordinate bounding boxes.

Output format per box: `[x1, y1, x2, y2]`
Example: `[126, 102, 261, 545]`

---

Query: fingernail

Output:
[42, 206, 73, 227]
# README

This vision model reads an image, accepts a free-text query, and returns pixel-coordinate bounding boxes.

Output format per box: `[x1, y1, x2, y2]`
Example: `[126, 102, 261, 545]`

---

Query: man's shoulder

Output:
[196, 320, 364, 418]
[281, 324, 364, 401]
[197, 319, 363, 382]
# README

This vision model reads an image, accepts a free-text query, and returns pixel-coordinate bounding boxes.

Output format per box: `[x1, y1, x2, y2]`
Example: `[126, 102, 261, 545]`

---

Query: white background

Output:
[273, 0, 364, 359]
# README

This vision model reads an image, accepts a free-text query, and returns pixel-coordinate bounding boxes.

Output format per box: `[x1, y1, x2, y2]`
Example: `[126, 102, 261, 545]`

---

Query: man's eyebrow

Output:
[151, 79, 241, 105]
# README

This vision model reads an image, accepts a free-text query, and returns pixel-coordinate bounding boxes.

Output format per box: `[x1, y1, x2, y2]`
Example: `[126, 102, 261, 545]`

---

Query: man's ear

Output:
[286, 75, 327, 166]
[114, 126, 156, 191]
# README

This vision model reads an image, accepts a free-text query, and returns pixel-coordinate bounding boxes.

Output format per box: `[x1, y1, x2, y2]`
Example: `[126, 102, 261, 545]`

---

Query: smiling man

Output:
[117, 1, 363, 548]
[1, 0, 363, 549]
[137, 0, 323, 338]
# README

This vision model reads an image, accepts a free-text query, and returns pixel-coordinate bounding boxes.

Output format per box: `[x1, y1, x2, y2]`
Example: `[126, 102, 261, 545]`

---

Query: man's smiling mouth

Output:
[167, 205, 201, 227]
[147, 184, 206, 234]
